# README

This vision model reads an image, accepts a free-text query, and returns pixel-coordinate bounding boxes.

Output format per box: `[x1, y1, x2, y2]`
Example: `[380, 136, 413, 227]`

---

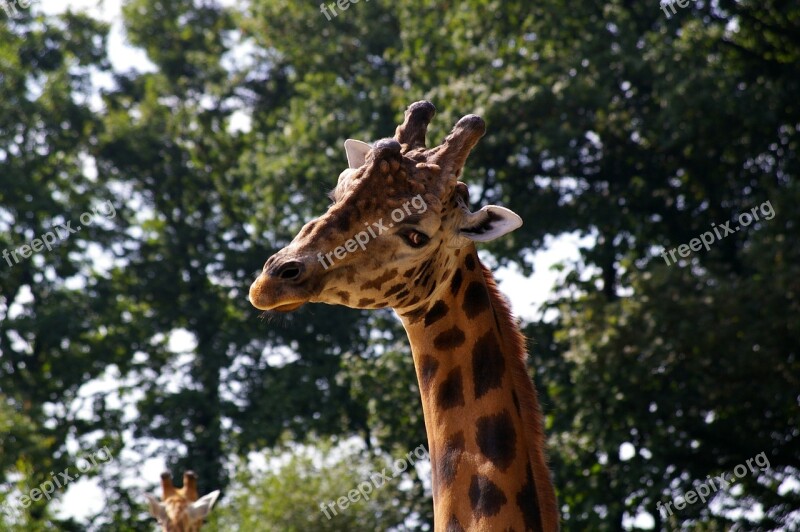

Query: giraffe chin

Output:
[271, 301, 305, 312]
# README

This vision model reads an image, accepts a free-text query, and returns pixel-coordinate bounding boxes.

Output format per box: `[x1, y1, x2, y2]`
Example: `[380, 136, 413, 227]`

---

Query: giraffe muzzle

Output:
[249, 255, 315, 311]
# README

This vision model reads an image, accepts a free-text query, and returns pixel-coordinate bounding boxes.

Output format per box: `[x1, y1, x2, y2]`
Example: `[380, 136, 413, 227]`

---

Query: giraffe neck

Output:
[400, 248, 558, 531]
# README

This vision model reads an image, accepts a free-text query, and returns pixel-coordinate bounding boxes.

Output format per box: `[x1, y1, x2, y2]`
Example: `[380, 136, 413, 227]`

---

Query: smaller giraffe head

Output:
[249, 101, 522, 313]
[145, 471, 219, 532]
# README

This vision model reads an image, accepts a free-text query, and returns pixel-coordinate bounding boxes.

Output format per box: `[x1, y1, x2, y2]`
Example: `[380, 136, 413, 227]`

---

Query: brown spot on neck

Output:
[436, 368, 466, 410]
[462, 280, 491, 318]
[424, 300, 449, 326]
[434, 326, 466, 350]
[464, 253, 476, 271]
[475, 410, 517, 470]
[436, 431, 465, 491]
[469, 475, 507, 517]
[472, 331, 505, 399]
[419, 355, 439, 392]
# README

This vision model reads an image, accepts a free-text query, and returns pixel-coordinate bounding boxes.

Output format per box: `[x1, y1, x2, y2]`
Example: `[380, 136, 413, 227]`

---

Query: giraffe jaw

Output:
[249, 296, 306, 313]
[270, 301, 305, 312]
[249, 290, 307, 312]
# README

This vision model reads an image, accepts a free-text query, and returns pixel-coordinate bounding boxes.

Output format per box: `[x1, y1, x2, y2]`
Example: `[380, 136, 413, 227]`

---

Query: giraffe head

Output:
[249, 101, 522, 313]
[145, 471, 219, 532]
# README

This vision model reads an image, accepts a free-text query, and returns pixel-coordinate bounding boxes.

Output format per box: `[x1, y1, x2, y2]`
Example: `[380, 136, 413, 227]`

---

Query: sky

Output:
[30, 0, 591, 526]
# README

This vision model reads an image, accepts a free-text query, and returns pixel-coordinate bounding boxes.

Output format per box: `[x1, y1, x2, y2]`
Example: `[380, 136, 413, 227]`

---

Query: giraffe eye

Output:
[401, 229, 430, 248]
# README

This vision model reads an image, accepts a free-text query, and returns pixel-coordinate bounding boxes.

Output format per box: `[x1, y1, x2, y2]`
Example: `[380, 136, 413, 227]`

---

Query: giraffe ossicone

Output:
[250, 101, 559, 531]
[145, 470, 219, 532]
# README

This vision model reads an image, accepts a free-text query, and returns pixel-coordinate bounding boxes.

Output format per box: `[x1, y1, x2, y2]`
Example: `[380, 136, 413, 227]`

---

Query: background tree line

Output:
[0, 0, 797, 529]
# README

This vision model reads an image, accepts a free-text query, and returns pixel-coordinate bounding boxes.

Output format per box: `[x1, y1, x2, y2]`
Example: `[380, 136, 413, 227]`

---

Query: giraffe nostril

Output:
[272, 260, 305, 281]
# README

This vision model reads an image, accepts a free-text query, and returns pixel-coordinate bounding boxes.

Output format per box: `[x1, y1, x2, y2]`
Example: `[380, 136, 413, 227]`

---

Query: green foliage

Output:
[211, 440, 423, 531]
[1, 0, 798, 530]
[545, 181, 800, 530]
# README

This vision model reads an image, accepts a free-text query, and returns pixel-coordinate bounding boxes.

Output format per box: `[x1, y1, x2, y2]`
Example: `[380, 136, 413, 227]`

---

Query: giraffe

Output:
[145, 470, 220, 532]
[249, 101, 559, 531]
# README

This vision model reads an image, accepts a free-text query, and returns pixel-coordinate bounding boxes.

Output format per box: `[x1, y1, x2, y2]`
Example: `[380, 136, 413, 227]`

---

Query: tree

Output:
[212, 439, 425, 531]
[0, 9, 122, 529]
[2, 0, 798, 529]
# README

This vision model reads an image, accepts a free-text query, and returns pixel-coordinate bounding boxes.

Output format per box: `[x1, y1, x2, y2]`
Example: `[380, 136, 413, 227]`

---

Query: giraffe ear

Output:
[187, 490, 220, 521]
[145, 493, 168, 523]
[458, 205, 523, 242]
[344, 139, 371, 169]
